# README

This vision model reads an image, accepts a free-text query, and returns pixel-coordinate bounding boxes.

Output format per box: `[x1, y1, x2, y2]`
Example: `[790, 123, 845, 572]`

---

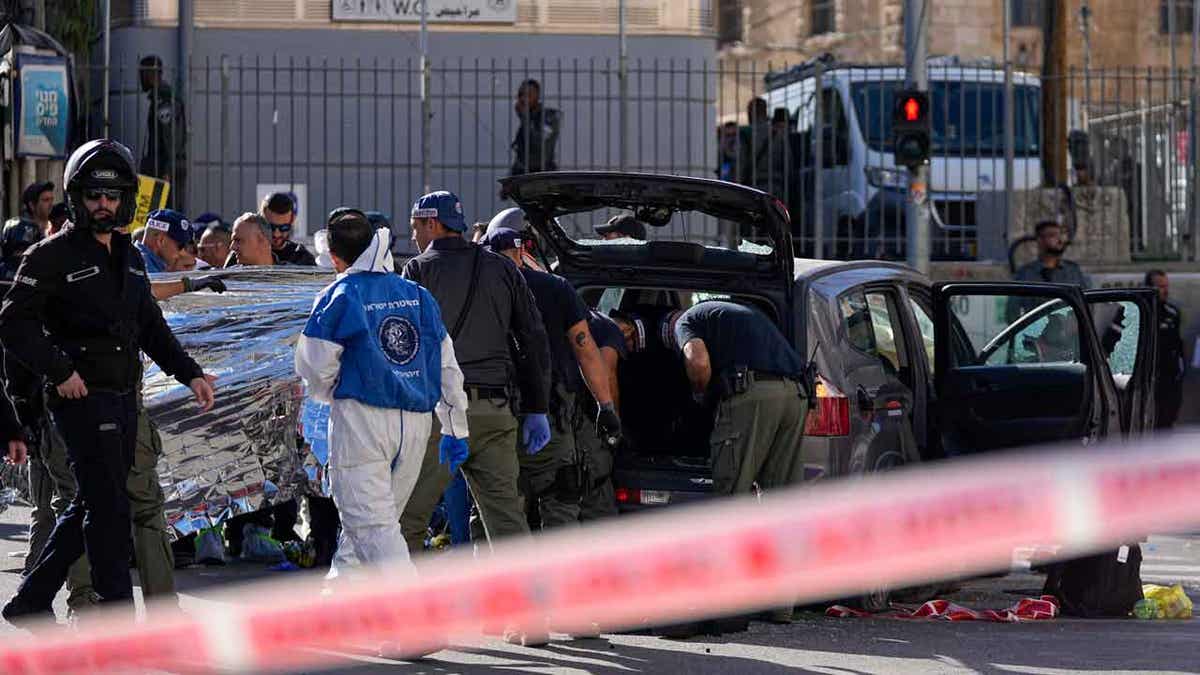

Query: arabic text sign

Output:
[15, 54, 70, 158]
[333, 0, 517, 23]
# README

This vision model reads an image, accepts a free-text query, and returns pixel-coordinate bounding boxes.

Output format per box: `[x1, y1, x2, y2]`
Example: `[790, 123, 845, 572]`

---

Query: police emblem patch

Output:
[379, 315, 419, 366]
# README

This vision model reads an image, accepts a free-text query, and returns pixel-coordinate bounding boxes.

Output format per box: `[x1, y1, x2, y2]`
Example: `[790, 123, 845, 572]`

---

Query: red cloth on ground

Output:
[827, 596, 1059, 622]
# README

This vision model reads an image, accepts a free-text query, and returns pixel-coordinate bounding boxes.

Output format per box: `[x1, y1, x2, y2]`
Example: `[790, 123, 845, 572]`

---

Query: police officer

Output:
[0, 218, 43, 281]
[506, 80, 561, 185]
[610, 300, 808, 496]
[1, 139, 215, 625]
[399, 191, 552, 556]
[575, 309, 626, 520]
[1146, 270, 1185, 429]
[139, 55, 186, 207]
[480, 218, 621, 529]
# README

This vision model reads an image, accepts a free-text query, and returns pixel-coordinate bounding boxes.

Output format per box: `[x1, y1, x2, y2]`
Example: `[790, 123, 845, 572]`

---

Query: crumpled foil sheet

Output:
[142, 267, 334, 537]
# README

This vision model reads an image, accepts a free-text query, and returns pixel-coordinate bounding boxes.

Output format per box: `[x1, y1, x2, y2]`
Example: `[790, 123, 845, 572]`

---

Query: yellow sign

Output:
[129, 174, 171, 233]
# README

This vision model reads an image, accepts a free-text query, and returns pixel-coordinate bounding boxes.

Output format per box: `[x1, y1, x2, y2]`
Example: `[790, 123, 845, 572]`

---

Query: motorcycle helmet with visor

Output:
[64, 139, 138, 232]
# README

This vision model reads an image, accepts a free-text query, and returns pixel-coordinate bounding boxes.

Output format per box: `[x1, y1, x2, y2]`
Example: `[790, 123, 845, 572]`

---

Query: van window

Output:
[850, 80, 1040, 157]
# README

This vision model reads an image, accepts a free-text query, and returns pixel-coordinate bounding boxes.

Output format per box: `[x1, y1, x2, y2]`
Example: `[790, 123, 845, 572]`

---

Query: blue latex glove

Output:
[438, 435, 469, 474]
[522, 414, 551, 455]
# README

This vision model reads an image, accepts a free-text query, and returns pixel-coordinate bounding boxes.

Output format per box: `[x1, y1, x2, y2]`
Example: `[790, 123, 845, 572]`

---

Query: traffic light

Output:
[892, 89, 931, 169]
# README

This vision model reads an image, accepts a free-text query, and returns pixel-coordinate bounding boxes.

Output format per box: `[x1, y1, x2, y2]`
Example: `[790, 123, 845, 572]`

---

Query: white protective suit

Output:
[295, 228, 468, 570]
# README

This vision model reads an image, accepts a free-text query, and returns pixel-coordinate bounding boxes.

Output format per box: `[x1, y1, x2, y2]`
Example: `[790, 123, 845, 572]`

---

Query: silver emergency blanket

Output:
[143, 267, 334, 536]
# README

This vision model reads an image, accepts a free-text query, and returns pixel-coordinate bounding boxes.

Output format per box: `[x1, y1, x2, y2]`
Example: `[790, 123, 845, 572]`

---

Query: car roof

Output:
[793, 258, 929, 290]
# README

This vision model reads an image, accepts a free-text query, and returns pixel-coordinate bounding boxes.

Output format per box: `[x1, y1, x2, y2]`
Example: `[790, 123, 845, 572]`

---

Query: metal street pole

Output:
[618, 0, 629, 171]
[420, 0, 432, 193]
[1192, 1, 1200, 260]
[904, 0, 930, 274]
[178, 0, 193, 212]
[1003, 0, 1014, 243]
[102, 0, 112, 136]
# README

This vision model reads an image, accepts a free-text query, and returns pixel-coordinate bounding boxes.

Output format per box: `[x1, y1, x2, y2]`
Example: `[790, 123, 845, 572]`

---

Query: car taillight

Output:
[804, 374, 851, 437]
[615, 487, 638, 504]
[614, 487, 670, 506]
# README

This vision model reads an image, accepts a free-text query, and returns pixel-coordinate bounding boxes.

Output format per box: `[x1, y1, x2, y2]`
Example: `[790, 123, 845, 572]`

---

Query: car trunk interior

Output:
[580, 285, 783, 467]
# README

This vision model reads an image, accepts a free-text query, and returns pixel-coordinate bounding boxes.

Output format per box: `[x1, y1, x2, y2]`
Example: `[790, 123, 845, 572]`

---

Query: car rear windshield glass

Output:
[552, 208, 775, 255]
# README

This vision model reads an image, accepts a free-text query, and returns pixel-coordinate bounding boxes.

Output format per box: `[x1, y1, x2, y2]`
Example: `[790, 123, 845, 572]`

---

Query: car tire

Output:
[851, 447, 907, 612]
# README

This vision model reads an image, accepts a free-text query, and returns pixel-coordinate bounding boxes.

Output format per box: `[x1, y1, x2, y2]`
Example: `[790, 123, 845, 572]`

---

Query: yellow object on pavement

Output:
[1141, 584, 1194, 620]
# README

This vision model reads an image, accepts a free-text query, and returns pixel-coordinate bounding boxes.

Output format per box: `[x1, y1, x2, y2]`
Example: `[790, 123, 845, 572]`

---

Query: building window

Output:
[1161, 1, 1196, 33]
[1011, 0, 1043, 27]
[718, 0, 744, 46]
[812, 0, 835, 35]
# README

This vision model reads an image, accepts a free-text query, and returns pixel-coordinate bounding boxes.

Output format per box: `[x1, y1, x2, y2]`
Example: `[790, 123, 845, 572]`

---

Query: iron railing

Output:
[68, 59, 1199, 262]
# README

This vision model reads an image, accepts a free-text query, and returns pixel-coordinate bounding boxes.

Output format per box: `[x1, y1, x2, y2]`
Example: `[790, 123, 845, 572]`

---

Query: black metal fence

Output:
[74, 58, 1198, 262]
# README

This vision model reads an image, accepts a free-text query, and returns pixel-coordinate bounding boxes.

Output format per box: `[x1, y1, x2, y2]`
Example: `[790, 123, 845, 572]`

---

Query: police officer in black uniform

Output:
[480, 218, 621, 529]
[1, 139, 215, 625]
[0, 218, 42, 281]
[1146, 270, 1186, 429]
[399, 191, 552, 556]
[139, 55, 186, 208]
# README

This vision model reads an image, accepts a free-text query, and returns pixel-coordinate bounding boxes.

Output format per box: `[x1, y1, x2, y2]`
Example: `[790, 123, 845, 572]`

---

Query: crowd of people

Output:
[0, 132, 813, 648]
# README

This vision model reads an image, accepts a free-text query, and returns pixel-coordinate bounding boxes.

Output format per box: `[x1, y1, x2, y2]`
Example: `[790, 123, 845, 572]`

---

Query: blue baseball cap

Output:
[411, 190, 466, 232]
[481, 226, 522, 252]
[145, 209, 193, 247]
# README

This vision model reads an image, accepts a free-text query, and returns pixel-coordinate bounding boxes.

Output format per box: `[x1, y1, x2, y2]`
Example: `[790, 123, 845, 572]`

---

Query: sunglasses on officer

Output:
[271, 223, 292, 234]
[84, 188, 123, 201]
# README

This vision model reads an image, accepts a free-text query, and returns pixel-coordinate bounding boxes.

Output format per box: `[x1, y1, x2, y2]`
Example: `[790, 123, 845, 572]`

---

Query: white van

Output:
[765, 57, 1043, 260]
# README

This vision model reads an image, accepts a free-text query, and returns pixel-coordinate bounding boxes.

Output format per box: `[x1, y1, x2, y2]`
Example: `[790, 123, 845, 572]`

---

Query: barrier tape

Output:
[2, 435, 1199, 673]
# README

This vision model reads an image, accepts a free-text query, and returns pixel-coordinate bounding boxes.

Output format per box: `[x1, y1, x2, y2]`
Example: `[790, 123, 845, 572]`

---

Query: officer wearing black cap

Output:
[1, 139, 216, 625]
[0, 219, 43, 281]
[594, 213, 647, 241]
[480, 222, 621, 530]
[399, 191, 552, 556]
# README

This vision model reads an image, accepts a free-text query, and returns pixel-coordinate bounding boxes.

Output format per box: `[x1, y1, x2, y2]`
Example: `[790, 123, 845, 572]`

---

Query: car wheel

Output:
[852, 448, 907, 612]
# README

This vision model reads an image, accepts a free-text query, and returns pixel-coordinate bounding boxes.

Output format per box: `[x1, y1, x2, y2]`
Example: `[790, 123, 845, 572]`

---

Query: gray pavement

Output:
[0, 504, 1196, 674]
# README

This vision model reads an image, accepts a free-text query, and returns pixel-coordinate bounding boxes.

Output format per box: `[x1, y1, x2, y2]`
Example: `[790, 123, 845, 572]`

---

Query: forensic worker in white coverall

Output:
[295, 211, 470, 569]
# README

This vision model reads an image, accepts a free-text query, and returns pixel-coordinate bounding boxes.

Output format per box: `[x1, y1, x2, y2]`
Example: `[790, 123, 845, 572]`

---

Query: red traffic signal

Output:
[903, 97, 921, 122]
[892, 89, 931, 168]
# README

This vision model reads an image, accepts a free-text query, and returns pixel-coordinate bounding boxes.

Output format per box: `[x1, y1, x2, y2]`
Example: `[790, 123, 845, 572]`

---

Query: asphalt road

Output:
[0, 504, 1195, 674]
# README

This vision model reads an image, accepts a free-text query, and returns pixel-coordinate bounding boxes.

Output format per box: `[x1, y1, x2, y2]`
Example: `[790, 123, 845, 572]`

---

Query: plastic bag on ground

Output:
[194, 524, 227, 565]
[240, 523, 286, 563]
[1139, 584, 1194, 620]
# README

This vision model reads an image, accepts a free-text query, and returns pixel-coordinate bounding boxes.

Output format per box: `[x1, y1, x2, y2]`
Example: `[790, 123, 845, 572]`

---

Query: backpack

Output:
[1043, 544, 1143, 618]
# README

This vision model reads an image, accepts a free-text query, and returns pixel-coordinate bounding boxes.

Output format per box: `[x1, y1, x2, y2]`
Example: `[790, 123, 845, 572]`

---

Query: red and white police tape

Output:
[2, 434, 1199, 673]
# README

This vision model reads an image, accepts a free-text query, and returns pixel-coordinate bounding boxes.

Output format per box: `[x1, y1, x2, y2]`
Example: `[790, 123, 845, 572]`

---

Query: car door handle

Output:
[969, 378, 1000, 393]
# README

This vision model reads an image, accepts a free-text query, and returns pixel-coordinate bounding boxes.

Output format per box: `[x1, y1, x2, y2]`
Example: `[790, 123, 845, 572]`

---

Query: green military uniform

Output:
[517, 390, 580, 528]
[710, 376, 808, 495]
[27, 388, 175, 609]
[401, 393, 525, 553]
[572, 410, 618, 521]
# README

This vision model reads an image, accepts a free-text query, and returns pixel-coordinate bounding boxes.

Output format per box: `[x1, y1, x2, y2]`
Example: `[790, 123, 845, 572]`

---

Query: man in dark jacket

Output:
[399, 191, 552, 556]
[139, 56, 186, 208]
[1146, 270, 1186, 428]
[508, 80, 561, 181]
[1, 139, 215, 626]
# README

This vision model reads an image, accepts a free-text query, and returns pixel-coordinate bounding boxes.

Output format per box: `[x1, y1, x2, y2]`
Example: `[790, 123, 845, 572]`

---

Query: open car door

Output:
[933, 282, 1121, 454]
[1083, 288, 1158, 436]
